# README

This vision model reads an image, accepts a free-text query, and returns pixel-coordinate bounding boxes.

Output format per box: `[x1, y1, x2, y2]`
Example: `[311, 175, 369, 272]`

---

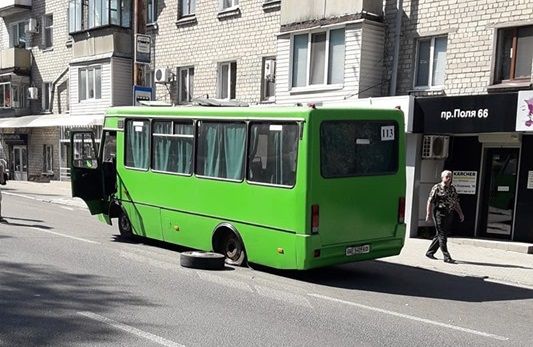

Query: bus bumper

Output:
[295, 224, 406, 270]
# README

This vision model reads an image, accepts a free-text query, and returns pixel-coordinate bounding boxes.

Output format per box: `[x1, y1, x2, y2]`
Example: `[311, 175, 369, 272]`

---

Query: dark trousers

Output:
[427, 209, 454, 260]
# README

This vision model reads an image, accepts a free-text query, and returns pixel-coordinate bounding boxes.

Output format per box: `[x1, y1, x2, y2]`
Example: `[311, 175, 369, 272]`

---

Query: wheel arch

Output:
[211, 222, 246, 253]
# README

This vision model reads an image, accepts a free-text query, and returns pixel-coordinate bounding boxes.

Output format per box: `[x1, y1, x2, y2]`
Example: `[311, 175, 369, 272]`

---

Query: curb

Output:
[4, 191, 88, 210]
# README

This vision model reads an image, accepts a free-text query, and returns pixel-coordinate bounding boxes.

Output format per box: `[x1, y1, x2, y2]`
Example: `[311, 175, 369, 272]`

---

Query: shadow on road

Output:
[2, 216, 44, 223]
[0, 260, 154, 345]
[0, 221, 53, 229]
[251, 260, 533, 303]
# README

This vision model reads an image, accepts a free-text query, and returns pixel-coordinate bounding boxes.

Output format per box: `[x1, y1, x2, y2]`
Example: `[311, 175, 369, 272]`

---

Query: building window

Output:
[177, 67, 194, 104]
[261, 57, 276, 102]
[9, 21, 28, 49]
[220, 0, 238, 11]
[218, 62, 237, 100]
[179, 0, 195, 17]
[147, 0, 157, 23]
[291, 28, 345, 88]
[414, 36, 447, 88]
[43, 145, 54, 173]
[495, 25, 533, 83]
[0, 83, 27, 109]
[42, 14, 53, 49]
[78, 66, 102, 101]
[69, 0, 132, 33]
[42, 82, 52, 112]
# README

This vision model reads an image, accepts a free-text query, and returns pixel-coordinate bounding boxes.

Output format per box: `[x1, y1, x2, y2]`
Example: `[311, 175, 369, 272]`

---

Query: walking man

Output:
[425, 170, 464, 263]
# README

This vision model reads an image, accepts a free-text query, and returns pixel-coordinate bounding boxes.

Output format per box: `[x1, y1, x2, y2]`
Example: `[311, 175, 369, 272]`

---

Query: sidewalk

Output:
[3, 180, 533, 288]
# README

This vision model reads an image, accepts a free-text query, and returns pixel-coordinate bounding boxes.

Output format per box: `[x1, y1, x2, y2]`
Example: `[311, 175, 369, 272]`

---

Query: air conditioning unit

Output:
[27, 18, 39, 33]
[422, 135, 449, 159]
[264, 59, 276, 81]
[154, 67, 172, 83]
[27, 87, 38, 100]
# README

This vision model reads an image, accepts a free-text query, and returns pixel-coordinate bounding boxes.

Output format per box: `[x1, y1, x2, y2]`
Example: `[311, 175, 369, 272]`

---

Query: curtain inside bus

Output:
[126, 120, 150, 169]
[199, 122, 245, 180]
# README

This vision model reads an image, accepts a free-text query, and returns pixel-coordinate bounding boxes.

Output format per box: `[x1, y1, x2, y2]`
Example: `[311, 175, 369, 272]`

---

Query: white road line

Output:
[484, 278, 533, 290]
[308, 293, 509, 341]
[30, 227, 100, 244]
[78, 311, 185, 347]
[59, 206, 74, 211]
[4, 192, 40, 201]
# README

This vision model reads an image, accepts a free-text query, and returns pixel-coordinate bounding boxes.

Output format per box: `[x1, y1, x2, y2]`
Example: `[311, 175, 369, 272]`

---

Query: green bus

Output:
[71, 106, 406, 270]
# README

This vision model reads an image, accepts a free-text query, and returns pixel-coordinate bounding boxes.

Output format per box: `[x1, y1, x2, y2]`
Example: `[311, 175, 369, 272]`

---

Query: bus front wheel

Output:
[118, 211, 133, 239]
[216, 230, 246, 267]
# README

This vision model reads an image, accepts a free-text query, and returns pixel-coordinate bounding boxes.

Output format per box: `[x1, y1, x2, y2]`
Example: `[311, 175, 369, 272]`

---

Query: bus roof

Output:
[106, 105, 403, 121]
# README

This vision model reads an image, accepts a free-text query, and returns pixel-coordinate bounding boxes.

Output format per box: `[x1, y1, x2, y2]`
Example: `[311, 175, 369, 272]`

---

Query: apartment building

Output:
[382, 0, 533, 243]
[147, 0, 281, 105]
[0, 0, 134, 181]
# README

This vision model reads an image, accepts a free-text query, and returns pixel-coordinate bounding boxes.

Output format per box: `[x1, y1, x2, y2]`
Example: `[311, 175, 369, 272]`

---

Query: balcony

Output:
[0, 0, 31, 17]
[0, 48, 31, 74]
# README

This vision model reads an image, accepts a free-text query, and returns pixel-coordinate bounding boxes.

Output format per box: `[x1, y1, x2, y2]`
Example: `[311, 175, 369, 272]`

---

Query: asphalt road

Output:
[1, 194, 532, 346]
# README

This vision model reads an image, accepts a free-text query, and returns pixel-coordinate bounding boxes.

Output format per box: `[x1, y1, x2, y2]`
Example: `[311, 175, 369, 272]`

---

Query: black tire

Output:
[220, 231, 246, 266]
[118, 211, 133, 239]
[180, 251, 225, 270]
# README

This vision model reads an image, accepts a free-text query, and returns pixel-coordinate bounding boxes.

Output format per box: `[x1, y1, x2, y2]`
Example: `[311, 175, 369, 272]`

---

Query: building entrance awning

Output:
[0, 114, 104, 128]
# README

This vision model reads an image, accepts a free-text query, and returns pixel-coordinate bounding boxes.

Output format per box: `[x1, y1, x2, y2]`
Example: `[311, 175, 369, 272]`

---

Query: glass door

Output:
[479, 148, 519, 238]
[12, 145, 28, 181]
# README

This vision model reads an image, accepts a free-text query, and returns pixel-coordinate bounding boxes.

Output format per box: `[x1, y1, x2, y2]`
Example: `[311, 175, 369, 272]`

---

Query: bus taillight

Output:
[311, 204, 319, 234]
[398, 197, 405, 224]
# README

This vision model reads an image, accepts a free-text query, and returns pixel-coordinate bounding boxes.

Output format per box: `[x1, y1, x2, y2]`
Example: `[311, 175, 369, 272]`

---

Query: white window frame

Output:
[289, 27, 345, 90]
[43, 144, 54, 174]
[217, 62, 236, 100]
[42, 14, 53, 49]
[9, 21, 28, 49]
[220, 0, 239, 11]
[413, 35, 447, 90]
[42, 82, 52, 112]
[147, 0, 156, 24]
[177, 66, 194, 104]
[179, 0, 196, 17]
[78, 66, 102, 101]
[261, 57, 276, 102]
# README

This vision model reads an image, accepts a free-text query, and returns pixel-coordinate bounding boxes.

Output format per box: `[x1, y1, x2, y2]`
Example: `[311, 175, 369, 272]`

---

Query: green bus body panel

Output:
[91, 106, 406, 270]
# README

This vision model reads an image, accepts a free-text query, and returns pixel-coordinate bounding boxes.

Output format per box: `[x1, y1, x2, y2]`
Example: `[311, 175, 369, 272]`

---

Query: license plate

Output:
[346, 245, 370, 256]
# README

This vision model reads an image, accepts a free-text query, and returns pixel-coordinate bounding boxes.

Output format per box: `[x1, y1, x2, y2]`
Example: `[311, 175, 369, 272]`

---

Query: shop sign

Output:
[516, 91, 533, 131]
[414, 93, 517, 134]
[2, 134, 28, 145]
[135, 34, 151, 64]
[453, 171, 477, 195]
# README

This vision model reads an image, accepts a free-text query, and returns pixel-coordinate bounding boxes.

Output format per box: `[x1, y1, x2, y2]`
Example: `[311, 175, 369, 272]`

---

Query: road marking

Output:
[4, 192, 40, 201]
[78, 311, 185, 347]
[30, 227, 100, 244]
[308, 293, 509, 341]
[59, 206, 74, 211]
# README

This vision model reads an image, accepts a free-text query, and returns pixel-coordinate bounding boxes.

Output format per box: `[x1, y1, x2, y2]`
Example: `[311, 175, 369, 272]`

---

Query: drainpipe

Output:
[49, 67, 69, 113]
[389, 0, 403, 96]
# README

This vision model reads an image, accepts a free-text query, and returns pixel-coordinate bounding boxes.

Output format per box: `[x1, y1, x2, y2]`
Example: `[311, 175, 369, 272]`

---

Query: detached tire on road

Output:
[180, 251, 225, 270]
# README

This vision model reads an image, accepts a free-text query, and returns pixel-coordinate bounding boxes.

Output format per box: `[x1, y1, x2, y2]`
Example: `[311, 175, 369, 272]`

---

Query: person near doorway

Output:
[0, 159, 7, 223]
[425, 170, 464, 263]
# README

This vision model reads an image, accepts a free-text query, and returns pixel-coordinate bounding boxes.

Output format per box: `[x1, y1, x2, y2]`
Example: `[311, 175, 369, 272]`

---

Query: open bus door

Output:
[70, 131, 109, 217]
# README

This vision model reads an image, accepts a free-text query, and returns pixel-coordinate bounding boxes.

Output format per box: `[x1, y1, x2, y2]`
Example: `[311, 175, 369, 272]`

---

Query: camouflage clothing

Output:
[428, 183, 459, 213]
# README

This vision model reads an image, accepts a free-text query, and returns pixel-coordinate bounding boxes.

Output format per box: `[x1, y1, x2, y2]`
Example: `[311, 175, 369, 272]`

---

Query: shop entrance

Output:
[12, 145, 28, 181]
[479, 148, 519, 239]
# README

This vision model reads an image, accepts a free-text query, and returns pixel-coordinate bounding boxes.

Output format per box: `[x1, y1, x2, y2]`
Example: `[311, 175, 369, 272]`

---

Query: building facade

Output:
[148, 0, 281, 105]
[383, 0, 533, 243]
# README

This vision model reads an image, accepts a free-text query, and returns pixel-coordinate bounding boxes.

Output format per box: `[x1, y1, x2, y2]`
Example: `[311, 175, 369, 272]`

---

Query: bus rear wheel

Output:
[220, 232, 246, 267]
[118, 211, 133, 239]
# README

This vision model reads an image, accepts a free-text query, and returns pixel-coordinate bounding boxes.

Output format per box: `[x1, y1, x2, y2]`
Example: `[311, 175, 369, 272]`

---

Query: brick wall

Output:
[150, 0, 280, 104]
[383, 0, 533, 96]
[27, 127, 60, 180]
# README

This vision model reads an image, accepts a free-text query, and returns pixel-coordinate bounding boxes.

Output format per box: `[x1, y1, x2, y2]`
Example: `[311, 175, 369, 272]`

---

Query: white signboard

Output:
[516, 90, 533, 131]
[453, 171, 477, 195]
[136, 34, 151, 64]
[528, 171, 533, 190]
